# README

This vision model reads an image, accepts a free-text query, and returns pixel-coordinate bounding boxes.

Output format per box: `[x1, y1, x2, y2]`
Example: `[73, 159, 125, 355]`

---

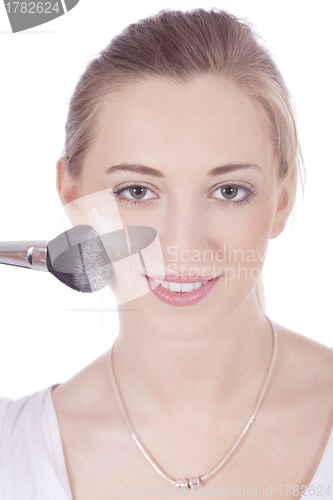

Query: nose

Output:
[160, 197, 213, 266]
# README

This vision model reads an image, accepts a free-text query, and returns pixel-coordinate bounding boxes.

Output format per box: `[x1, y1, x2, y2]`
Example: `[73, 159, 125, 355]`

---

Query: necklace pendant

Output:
[175, 478, 189, 488]
[188, 477, 201, 489]
[175, 477, 201, 489]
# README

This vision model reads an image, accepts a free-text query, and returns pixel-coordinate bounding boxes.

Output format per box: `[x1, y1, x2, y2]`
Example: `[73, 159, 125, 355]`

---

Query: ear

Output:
[56, 157, 79, 205]
[270, 186, 291, 240]
[56, 157, 85, 226]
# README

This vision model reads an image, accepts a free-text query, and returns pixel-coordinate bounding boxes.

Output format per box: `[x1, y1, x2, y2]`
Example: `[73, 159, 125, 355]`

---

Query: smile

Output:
[150, 278, 208, 292]
[144, 274, 220, 307]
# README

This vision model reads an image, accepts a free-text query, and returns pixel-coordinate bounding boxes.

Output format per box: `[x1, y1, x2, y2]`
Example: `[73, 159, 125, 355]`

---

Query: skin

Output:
[55, 74, 333, 499]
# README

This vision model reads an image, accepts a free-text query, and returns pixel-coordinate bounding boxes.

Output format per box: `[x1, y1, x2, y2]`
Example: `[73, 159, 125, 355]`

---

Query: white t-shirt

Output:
[0, 384, 332, 499]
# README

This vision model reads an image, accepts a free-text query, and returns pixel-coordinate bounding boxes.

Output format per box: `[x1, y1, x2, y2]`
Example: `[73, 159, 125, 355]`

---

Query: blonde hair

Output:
[62, 8, 304, 311]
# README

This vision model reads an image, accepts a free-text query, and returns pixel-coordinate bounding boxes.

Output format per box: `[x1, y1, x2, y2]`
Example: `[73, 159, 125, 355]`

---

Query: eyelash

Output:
[111, 183, 156, 207]
[111, 182, 257, 207]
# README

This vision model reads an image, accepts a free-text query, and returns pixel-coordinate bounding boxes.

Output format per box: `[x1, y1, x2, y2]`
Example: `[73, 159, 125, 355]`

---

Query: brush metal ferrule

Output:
[0, 241, 48, 271]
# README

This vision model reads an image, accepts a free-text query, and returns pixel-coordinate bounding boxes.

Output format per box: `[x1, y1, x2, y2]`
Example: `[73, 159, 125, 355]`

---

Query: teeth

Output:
[153, 278, 209, 292]
[169, 282, 182, 292]
[183, 282, 196, 292]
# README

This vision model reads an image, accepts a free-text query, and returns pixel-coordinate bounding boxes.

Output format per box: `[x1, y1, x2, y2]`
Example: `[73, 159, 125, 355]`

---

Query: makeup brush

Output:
[0, 224, 158, 293]
[0, 225, 110, 293]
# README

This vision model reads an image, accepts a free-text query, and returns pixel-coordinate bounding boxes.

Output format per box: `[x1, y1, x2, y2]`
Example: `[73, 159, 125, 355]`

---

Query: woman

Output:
[1, 8, 332, 499]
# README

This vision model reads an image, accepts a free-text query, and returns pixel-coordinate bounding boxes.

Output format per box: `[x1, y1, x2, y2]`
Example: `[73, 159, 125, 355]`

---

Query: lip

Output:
[144, 274, 221, 307]
[144, 274, 218, 283]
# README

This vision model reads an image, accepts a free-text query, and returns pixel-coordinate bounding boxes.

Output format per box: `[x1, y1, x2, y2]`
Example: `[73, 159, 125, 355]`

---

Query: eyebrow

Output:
[105, 162, 262, 177]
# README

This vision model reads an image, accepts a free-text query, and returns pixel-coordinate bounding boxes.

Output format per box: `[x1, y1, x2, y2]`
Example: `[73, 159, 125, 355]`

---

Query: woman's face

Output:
[60, 74, 289, 339]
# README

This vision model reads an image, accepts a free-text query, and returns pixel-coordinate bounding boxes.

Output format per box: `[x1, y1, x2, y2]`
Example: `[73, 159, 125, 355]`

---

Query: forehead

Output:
[85, 74, 275, 175]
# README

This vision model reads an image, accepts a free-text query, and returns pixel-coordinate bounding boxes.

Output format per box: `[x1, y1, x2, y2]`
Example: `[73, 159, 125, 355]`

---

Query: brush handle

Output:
[0, 241, 48, 271]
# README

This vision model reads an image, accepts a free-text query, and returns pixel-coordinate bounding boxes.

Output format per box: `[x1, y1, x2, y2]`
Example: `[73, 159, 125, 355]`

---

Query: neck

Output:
[112, 295, 274, 429]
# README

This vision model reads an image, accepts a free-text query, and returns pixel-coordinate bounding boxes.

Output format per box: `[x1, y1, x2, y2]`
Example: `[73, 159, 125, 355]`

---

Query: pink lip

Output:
[144, 274, 218, 283]
[144, 274, 221, 307]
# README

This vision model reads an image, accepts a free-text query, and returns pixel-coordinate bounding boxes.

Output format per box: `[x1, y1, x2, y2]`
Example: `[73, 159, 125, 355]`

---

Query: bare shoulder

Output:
[275, 322, 333, 368]
[272, 322, 333, 399]
[52, 349, 117, 423]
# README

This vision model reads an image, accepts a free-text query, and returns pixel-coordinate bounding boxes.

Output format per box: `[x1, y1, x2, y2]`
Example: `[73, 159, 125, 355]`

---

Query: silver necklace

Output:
[108, 315, 277, 490]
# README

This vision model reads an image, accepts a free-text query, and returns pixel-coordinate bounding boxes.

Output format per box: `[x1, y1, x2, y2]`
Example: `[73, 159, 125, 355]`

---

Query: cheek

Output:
[239, 207, 274, 247]
[211, 202, 276, 281]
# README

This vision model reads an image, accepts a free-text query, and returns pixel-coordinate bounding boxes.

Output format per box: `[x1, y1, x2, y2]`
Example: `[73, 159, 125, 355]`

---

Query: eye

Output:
[111, 183, 158, 206]
[221, 185, 239, 200]
[126, 186, 149, 200]
[211, 183, 255, 205]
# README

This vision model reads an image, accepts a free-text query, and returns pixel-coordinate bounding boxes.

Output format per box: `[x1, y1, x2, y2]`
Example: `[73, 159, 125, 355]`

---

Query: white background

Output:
[0, 1, 332, 399]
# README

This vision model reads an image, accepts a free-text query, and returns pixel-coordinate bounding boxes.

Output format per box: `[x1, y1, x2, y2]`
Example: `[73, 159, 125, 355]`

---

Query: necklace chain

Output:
[108, 315, 277, 490]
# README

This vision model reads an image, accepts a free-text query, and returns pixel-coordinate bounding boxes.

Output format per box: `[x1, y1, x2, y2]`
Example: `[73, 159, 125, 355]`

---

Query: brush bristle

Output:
[46, 225, 110, 293]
